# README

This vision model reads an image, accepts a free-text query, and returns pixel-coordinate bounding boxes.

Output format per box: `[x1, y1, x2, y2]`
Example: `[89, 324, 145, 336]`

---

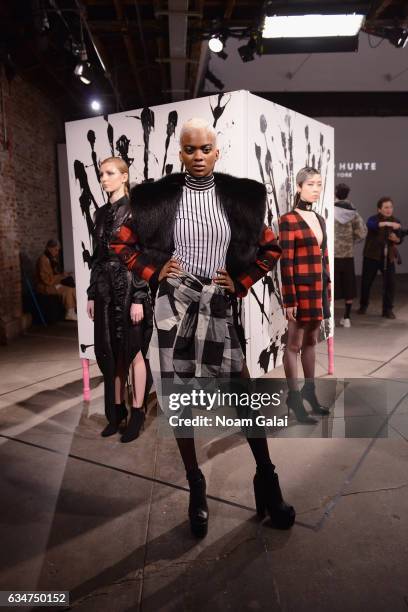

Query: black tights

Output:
[283, 319, 320, 391]
[175, 364, 273, 476]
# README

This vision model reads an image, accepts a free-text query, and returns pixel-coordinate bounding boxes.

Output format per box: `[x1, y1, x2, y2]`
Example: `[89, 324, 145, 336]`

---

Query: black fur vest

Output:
[129, 172, 266, 278]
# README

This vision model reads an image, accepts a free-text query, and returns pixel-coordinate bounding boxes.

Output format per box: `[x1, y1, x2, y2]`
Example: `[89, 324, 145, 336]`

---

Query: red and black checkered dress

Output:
[278, 210, 331, 322]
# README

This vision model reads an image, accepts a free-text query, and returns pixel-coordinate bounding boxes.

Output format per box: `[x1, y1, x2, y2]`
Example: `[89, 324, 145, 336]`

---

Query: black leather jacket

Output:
[87, 195, 148, 303]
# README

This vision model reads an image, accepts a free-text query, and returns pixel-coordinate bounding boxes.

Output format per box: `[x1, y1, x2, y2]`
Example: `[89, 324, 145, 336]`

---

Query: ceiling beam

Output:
[112, 0, 146, 105]
[167, 0, 190, 101]
[224, 0, 236, 19]
[369, 0, 395, 20]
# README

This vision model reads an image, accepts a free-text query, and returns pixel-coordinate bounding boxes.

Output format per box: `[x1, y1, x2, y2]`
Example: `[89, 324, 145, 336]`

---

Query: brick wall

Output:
[0, 68, 63, 342]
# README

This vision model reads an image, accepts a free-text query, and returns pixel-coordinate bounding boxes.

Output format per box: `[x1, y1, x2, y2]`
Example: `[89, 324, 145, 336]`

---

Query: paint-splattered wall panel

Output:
[65, 90, 334, 375]
[65, 92, 246, 362]
[244, 93, 334, 377]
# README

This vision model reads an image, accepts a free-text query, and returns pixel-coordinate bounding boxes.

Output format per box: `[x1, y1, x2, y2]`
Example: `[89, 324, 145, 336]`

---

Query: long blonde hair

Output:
[100, 156, 130, 197]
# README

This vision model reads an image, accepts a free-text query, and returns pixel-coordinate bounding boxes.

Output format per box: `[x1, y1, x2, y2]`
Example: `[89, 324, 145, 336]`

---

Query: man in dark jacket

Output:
[112, 118, 295, 536]
[358, 196, 403, 319]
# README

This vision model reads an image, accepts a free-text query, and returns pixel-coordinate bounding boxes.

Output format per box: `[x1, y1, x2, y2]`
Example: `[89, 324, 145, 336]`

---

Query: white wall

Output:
[207, 33, 408, 93]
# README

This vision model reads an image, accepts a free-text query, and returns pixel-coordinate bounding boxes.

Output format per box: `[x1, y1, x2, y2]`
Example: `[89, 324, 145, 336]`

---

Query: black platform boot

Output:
[253, 465, 296, 529]
[301, 382, 330, 415]
[120, 407, 145, 443]
[101, 402, 128, 437]
[187, 469, 209, 538]
[287, 390, 317, 424]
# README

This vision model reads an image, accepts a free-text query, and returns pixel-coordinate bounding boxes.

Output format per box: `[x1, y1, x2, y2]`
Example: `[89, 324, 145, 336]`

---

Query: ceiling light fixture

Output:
[393, 28, 408, 48]
[209, 35, 224, 53]
[238, 38, 257, 62]
[74, 50, 92, 85]
[262, 13, 365, 39]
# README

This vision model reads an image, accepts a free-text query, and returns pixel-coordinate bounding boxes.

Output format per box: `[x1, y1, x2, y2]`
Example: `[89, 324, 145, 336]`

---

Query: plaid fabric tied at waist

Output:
[149, 271, 244, 416]
[173, 274, 238, 378]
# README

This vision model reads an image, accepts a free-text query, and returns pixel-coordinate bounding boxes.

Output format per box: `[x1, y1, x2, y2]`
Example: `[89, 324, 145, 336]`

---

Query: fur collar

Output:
[129, 172, 267, 275]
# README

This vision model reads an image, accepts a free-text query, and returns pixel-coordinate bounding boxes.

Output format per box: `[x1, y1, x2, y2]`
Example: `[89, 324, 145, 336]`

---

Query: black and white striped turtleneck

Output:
[172, 172, 231, 279]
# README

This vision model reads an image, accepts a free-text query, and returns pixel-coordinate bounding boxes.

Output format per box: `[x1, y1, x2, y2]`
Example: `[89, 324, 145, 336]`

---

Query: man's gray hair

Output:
[179, 118, 217, 145]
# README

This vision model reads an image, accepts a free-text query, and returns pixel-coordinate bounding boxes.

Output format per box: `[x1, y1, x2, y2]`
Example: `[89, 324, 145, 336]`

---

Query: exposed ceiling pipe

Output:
[167, 0, 189, 101]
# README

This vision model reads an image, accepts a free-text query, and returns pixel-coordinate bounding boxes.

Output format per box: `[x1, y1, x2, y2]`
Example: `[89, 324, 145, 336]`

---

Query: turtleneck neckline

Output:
[185, 172, 215, 191]
[297, 199, 314, 212]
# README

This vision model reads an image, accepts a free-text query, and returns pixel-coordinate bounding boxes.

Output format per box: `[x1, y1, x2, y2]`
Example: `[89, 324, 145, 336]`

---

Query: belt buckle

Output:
[183, 275, 196, 289]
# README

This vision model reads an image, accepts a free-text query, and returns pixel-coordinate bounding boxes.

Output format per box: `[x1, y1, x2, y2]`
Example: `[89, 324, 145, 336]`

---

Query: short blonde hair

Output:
[179, 118, 217, 145]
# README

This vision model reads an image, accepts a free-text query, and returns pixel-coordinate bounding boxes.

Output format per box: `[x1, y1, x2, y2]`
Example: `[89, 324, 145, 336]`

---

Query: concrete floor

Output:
[0, 276, 407, 612]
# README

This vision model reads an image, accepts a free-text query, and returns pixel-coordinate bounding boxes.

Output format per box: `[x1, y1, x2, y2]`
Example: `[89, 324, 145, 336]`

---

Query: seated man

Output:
[36, 239, 77, 321]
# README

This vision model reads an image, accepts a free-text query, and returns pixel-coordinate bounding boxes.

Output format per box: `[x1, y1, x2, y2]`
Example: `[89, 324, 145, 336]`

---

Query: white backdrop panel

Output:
[65, 90, 334, 376]
[244, 93, 334, 376]
[66, 92, 246, 361]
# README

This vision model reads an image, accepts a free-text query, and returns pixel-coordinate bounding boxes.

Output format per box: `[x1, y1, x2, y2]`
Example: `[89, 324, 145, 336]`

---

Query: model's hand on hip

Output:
[286, 307, 297, 322]
[87, 300, 95, 320]
[130, 303, 144, 324]
[213, 269, 235, 293]
[159, 258, 183, 281]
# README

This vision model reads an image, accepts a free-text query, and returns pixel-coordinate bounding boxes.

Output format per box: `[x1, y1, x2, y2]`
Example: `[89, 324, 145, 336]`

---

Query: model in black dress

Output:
[87, 157, 152, 441]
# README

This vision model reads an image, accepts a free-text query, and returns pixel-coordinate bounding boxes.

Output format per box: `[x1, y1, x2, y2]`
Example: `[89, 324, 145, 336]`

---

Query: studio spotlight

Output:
[238, 39, 257, 62]
[91, 100, 101, 112]
[74, 50, 92, 85]
[391, 28, 408, 48]
[209, 35, 224, 53]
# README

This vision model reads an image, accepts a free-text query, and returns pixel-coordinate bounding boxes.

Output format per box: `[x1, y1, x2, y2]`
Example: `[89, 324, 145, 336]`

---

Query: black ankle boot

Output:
[120, 407, 145, 443]
[301, 383, 330, 415]
[187, 469, 209, 538]
[287, 390, 317, 424]
[101, 402, 128, 437]
[253, 467, 295, 529]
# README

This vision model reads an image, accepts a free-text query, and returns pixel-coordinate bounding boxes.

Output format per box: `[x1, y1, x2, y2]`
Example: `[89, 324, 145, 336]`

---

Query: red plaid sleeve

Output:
[278, 216, 297, 308]
[110, 223, 158, 283]
[235, 225, 282, 298]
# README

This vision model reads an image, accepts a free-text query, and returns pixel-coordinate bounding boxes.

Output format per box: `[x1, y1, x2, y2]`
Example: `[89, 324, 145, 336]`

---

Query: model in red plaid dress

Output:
[278, 167, 332, 424]
[279, 210, 331, 322]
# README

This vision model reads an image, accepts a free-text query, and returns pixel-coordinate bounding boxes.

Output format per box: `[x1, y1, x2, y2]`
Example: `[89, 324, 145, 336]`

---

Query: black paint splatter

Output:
[81, 241, 92, 270]
[74, 159, 99, 239]
[305, 125, 311, 166]
[86, 130, 102, 195]
[210, 93, 231, 128]
[104, 115, 114, 156]
[259, 114, 280, 218]
[116, 134, 134, 167]
[162, 110, 178, 176]
[80, 343, 94, 353]
[140, 107, 155, 181]
[128, 107, 155, 181]
[255, 143, 266, 184]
